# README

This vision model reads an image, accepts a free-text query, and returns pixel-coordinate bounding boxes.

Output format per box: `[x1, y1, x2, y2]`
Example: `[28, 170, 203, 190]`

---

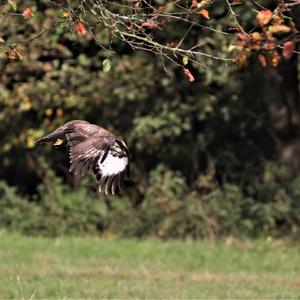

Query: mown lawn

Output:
[0, 232, 299, 299]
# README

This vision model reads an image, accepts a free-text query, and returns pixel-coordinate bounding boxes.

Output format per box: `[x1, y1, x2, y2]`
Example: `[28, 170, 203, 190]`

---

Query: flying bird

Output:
[36, 120, 129, 195]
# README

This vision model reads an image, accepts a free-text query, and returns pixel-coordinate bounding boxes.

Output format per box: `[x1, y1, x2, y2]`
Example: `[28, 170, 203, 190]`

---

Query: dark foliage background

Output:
[0, 0, 300, 239]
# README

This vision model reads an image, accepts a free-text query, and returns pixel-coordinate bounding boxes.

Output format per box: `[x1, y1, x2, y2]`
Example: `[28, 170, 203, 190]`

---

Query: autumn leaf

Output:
[7, 50, 16, 61]
[22, 7, 33, 19]
[191, 0, 198, 8]
[63, 11, 71, 17]
[183, 68, 195, 82]
[56, 108, 63, 117]
[256, 10, 272, 27]
[234, 51, 248, 65]
[283, 41, 295, 59]
[271, 52, 281, 67]
[6, 48, 24, 61]
[15, 49, 24, 60]
[251, 32, 261, 41]
[270, 25, 291, 34]
[45, 108, 53, 116]
[199, 9, 209, 19]
[198, 0, 210, 7]
[76, 22, 87, 35]
[182, 56, 189, 66]
[258, 54, 267, 67]
[249, 43, 260, 51]
[26, 137, 35, 149]
[141, 21, 159, 28]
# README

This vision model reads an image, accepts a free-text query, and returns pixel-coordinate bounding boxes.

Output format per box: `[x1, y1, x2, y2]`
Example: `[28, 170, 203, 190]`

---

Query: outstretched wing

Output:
[36, 120, 130, 195]
[66, 131, 114, 177]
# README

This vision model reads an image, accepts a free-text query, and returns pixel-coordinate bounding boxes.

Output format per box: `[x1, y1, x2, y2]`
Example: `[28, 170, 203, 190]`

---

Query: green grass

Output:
[0, 232, 300, 299]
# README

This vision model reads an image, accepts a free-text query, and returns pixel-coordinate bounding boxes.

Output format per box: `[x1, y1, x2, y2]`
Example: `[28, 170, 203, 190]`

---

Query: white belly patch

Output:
[98, 152, 128, 177]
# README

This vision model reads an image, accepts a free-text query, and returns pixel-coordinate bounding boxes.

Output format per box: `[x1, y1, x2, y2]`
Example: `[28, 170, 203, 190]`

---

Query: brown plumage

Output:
[36, 120, 129, 195]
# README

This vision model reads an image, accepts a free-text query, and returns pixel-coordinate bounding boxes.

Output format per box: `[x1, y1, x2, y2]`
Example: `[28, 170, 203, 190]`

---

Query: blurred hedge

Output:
[1, 160, 300, 238]
[0, 0, 300, 238]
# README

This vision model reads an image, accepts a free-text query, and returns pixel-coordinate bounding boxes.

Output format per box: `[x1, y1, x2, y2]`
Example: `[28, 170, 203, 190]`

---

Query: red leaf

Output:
[183, 68, 195, 82]
[22, 7, 33, 19]
[256, 10, 272, 27]
[199, 9, 209, 19]
[76, 22, 87, 35]
[191, 0, 198, 8]
[283, 41, 295, 59]
[141, 21, 159, 28]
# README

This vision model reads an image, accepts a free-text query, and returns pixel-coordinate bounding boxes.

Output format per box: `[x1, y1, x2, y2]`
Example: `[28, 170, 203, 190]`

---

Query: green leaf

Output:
[102, 58, 111, 73]
[182, 56, 189, 66]
[8, 0, 17, 11]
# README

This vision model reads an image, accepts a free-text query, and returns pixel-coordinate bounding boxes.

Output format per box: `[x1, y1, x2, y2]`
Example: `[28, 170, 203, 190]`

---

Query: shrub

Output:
[1, 162, 300, 239]
[0, 174, 108, 237]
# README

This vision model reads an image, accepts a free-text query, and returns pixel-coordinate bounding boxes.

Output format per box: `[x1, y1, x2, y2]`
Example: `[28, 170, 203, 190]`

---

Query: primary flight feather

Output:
[36, 120, 129, 195]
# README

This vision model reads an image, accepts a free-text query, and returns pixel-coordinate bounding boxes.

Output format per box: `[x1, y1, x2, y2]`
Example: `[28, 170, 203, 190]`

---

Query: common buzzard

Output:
[36, 120, 129, 195]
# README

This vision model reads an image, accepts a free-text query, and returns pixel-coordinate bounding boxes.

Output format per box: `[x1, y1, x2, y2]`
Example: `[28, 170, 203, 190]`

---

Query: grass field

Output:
[0, 232, 300, 299]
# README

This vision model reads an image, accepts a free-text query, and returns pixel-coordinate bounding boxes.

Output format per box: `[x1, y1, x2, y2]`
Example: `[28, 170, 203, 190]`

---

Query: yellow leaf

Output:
[198, 0, 210, 8]
[27, 137, 35, 149]
[20, 102, 32, 111]
[63, 11, 71, 17]
[271, 52, 281, 67]
[270, 24, 291, 34]
[46, 108, 53, 116]
[251, 32, 261, 41]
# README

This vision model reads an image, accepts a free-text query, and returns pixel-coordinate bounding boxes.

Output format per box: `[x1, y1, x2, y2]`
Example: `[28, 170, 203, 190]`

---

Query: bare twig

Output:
[3, 0, 298, 67]
[6, 27, 48, 44]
